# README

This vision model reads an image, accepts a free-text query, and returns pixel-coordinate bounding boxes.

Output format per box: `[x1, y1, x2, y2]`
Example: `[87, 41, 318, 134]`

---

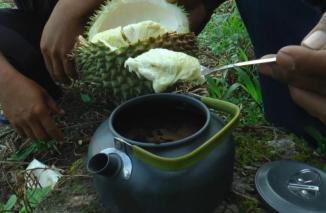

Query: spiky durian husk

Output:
[74, 32, 197, 102]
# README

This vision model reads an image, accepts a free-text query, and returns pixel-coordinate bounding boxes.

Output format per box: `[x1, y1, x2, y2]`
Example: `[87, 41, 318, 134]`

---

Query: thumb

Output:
[277, 45, 326, 77]
[274, 45, 326, 94]
[258, 54, 277, 77]
[47, 97, 65, 116]
[302, 13, 326, 50]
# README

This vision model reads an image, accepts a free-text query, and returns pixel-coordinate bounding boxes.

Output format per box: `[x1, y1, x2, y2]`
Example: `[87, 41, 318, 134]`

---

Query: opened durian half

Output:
[87, 0, 189, 39]
[74, 0, 202, 102]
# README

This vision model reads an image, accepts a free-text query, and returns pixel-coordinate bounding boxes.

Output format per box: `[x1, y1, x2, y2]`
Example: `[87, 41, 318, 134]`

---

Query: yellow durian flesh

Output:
[90, 21, 168, 50]
[90, 26, 128, 50]
[123, 21, 169, 44]
[124, 48, 205, 93]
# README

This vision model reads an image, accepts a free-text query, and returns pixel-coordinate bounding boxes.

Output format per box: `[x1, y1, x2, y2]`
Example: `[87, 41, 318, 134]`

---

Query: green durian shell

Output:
[74, 32, 197, 102]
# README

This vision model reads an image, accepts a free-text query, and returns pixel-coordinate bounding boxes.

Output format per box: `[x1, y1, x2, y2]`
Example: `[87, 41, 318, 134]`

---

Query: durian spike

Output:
[78, 35, 88, 46]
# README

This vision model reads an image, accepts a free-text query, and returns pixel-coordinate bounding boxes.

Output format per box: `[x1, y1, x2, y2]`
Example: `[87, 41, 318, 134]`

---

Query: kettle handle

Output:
[123, 96, 240, 171]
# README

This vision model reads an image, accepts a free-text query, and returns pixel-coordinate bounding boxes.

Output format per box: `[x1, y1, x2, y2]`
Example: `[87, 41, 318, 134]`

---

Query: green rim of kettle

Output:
[120, 95, 240, 171]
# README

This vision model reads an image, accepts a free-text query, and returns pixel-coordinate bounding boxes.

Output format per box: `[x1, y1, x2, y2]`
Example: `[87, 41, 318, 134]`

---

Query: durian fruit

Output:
[74, 0, 198, 102]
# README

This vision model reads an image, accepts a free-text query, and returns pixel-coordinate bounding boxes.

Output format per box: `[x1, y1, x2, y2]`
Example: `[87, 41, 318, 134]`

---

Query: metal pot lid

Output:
[255, 160, 326, 213]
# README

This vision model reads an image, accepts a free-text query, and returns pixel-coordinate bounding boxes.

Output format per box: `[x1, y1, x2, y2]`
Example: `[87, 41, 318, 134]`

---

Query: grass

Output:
[198, 1, 253, 65]
[0, 1, 13, 8]
[199, 2, 264, 126]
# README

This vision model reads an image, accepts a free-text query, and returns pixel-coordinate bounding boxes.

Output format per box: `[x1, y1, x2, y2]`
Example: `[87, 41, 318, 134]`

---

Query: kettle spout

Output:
[87, 153, 121, 177]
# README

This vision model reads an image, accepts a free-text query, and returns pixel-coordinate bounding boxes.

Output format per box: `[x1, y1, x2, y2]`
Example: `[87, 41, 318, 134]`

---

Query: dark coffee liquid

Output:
[118, 108, 204, 144]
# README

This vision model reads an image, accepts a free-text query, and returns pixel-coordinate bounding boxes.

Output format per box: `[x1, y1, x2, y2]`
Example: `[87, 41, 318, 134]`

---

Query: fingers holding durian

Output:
[41, 0, 85, 84]
[52, 55, 70, 84]
[63, 56, 78, 80]
[40, 0, 107, 84]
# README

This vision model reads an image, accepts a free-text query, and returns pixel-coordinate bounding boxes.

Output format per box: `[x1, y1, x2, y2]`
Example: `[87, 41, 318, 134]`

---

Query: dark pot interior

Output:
[110, 94, 209, 145]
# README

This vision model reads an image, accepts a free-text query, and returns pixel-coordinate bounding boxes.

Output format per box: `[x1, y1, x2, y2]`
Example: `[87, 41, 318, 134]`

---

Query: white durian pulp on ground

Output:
[125, 48, 205, 92]
[90, 21, 169, 50]
[88, 0, 189, 40]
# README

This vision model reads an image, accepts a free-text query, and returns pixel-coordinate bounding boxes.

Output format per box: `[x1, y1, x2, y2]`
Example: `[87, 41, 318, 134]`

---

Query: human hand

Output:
[0, 70, 65, 141]
[259, 14, 326, 124]
[40, 0, 85, 84]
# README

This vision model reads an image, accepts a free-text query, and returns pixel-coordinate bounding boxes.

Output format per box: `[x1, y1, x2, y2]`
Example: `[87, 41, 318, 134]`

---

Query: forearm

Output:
[0, 53, 16, 82]
[0, 53, 19, 98]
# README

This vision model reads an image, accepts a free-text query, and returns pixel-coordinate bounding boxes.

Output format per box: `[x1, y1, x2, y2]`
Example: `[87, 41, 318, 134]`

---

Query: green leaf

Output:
[19, 187, 52, 213]
[19, 207, 27, 213]
[224, 83, 242, 99]
[305, 126, 326, 153]
[27, 187, 52, 205]
[238, 48, 249, 61]
[234, 67, 262, 104]
[206, 76, 222, 99]
[8, 139, 60, 162]
[4, 195, 17, 211]
[80, 93, 92, 103]
[8, 143, 37, 161]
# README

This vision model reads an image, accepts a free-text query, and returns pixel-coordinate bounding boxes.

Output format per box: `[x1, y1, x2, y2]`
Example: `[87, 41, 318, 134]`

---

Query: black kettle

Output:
[87, 93, 240, 213]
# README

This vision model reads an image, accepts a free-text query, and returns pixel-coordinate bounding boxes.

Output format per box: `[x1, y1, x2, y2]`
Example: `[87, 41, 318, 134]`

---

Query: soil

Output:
[34, 159, 109, 213]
